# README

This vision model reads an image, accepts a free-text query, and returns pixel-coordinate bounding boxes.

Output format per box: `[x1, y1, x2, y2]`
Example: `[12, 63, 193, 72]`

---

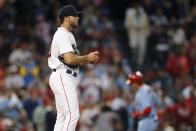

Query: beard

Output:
[71, 21, 78, 28]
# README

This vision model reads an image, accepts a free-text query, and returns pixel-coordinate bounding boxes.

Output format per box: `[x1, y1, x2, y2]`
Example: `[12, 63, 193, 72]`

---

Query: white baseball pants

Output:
[49, 68, 80, 131]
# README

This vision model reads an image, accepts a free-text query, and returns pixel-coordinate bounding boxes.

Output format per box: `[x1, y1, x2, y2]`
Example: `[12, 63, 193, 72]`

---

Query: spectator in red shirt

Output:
[166, 45, 190, 77]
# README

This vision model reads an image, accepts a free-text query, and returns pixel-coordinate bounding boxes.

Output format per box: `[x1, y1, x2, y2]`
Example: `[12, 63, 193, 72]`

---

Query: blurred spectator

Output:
[32, 97, 49, 131]
[124, 2, 150, 67]
[79, 66, 102, 104]
[4, 65, 24, 89]
[20, 119, 34, 131]
[167, 19, 186, 45]
[8, 40, 32, 65]
[150, 7, 168, 27]
[110, 88, 127, 111]
[153, 68, 175, 99]
[146, 24, 169, 67]
[93, 105, 123, 131]
[45, 100, 56, 131]
[166, 45, 190, 78]
[115, 64, 130, 90]
[187, 32, 196, 68]
[35, 13, 51, 45]
[0, 64, 6, 89]
[22, 88, 40, 121]
[79, 102, 99, 131]
[19, 57, 39, 88]
[163, 122, 175, 131]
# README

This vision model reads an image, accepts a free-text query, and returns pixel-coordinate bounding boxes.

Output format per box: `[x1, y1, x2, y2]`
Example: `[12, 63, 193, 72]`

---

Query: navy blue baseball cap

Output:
[58, 5, 83, 20]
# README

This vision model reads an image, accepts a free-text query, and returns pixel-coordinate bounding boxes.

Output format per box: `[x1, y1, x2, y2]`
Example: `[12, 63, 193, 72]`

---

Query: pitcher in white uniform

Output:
[48, 5, 99, 131]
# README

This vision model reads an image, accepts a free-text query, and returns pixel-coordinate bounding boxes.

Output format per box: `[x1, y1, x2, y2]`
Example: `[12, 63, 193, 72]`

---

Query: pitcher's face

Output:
[69, 16, 79, 28]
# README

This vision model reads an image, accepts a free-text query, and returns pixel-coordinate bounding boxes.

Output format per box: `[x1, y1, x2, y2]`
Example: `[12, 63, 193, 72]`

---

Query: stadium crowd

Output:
[0, 0, 195, 131]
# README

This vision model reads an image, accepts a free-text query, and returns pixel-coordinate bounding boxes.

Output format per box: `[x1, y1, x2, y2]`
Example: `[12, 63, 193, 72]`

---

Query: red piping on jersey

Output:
[60, 74, 71, 131]
[132, 107, 152, 118]
[143, 107, 151, 116]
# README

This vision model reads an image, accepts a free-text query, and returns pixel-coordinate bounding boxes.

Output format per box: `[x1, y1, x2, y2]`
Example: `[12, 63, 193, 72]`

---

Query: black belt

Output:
[52, 69, 77, 77]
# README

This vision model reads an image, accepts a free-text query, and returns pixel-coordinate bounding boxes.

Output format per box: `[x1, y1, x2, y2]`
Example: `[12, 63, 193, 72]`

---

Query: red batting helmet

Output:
[126, 71, 143, 84]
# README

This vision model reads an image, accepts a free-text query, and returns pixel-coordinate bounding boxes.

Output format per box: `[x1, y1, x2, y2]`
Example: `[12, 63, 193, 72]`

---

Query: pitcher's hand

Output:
[88, 50, 99, 64]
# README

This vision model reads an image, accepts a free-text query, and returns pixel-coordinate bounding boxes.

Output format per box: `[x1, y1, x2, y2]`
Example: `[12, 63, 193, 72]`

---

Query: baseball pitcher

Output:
[48, 5, 99, 131]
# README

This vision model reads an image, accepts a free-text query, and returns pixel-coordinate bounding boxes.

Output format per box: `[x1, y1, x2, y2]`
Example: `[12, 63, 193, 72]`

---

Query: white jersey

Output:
[48, 27, 79, 73]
